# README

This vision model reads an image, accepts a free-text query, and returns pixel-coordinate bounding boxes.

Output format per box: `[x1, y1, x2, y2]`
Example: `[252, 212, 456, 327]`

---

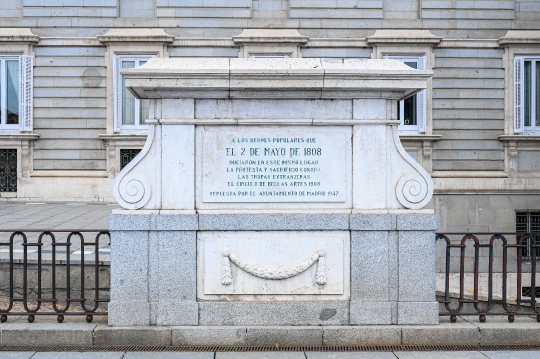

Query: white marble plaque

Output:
[198, 231, 349, 298]
[201, 127, 349, 203]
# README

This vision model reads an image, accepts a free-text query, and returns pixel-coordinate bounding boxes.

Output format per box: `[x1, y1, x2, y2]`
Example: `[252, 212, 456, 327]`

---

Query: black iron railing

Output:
[437, 232, 540, 323]
[0, 230, 110, 323]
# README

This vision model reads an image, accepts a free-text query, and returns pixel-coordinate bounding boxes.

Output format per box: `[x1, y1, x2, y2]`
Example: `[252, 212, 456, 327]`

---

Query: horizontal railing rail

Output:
[436, 232, 540, 323]
[0, 230, 110, 323]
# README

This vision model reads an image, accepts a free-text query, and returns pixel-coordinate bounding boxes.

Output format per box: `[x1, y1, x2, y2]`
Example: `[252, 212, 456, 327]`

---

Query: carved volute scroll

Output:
[113, 124, 159, 210]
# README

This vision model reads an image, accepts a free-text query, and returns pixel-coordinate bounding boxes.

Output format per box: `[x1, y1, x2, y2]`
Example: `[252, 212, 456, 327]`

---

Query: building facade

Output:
[0, 0, 539, 236]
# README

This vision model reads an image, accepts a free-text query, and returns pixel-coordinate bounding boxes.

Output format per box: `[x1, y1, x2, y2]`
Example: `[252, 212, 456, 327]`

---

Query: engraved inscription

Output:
[202, 128, 348, 203]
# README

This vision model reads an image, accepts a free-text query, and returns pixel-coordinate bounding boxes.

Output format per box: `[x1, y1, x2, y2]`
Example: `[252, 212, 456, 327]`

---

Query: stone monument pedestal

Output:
[108, 58, 438, 327]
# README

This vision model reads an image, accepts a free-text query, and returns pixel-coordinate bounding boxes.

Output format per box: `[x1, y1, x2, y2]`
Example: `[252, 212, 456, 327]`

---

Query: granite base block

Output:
[198, 302, 349, 326]
[94, 325, 172, 346]
[108, 301, 151, 327]
[323, 326, 401, 346]
[153, 215, 198, 230]
[246, 326, 323, 346]
[350, 214, 396, 231]
[401, 322, 479, 345]
[172, 326, 247, 346]
[398, 302, 439, 325]
[156, 301, 199, 326]
[477, 320, 540, 345]
[396, 214, 438, 231]
[198, 214, 349, 231]
[350, 302, 392, 325]
[109, 215, 152, 231]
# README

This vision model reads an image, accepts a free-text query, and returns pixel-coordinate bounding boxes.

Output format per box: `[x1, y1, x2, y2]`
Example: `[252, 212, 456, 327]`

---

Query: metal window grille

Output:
[120, 149, 141, 170]
[0, 149, 17, 192]
[516, 212, 540, 258]
[522, 286, 540, 298]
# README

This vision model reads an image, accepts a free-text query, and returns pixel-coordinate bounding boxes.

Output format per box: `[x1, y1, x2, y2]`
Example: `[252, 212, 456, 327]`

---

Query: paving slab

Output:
[216, 353, 306, 359]
[482, 351, 540, 359]
[123, 353, 215, 359]
[306, 352, 397, 359]
[0, 353, 35, 359]
[394, 352, 486, 359]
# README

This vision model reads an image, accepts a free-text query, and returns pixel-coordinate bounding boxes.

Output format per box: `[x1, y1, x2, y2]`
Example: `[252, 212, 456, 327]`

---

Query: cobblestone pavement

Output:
[1, 351, 540, 358]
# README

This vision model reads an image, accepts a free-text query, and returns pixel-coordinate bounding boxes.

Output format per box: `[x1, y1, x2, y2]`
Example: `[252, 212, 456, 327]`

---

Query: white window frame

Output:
[386, 56, 427, 134]
[250, 55, 291, 58]
[0, 55, 33, 133]
[514, 56, 540, 134]
[113, 55, 154, 133]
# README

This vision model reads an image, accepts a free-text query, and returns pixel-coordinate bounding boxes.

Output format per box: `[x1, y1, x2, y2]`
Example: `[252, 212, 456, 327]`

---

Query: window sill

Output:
[99, 134, 147, 141]
[399, 134, 442, 142]
[499, 135, 540, 141]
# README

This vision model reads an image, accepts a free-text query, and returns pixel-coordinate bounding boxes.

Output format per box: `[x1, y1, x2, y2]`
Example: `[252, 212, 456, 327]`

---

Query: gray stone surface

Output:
[323, 326, 401, 346]
[394, 352, 486, 359]
[153, 215, 198, 230]
[397, 302, 439, 325]
[246, 326, 323, 346]
[93, 325, 171, 346]
[108, 214, 152, 231]
[153, 231, 196, 302]
[216, 354, 306, 359]
[398, 230, 436, 302]
[199, 302, 349, 326]
[123, 353, 214, 359]
[198, 214, 349, 231]
[351, 231, 389, 302]
[172, 326, 247, 346]
[0, 322, 95, 346]
[401, 322, 479, 345]
[349, 214, 396, 231]
[109, 228, 150, 326]
[397, 214, 439, 231]
[482, 351, 540, 359]
[306, 353, 397, 359]
[108, 301, 151, 327]
[156, 301, 199, 326]
[350, 302, 392, 325]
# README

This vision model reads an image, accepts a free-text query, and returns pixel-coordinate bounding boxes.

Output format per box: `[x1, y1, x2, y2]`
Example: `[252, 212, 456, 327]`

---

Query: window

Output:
[0, 56, 33, 132]
[386, 56, 426, 133]
[0, 149, 17, 192]
[113, 56, 153, 133]
[515, 57, 540, 133]
[516, 211, 540, 259]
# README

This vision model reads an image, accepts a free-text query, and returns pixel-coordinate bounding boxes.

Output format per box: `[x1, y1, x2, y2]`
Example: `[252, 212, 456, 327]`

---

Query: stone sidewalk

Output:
[1, 351, 540, 358]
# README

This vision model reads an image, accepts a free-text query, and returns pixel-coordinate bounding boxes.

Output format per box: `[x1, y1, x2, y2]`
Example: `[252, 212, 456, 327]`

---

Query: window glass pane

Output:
[525, 61, 532, 127]
[403, 94, 417, 126]
[140, 100, 149, 125]
[404, 61, 418, 69]
[121, 61, 135, 125]
[6, 60, 19, 125]
[536, 61, 540, 127]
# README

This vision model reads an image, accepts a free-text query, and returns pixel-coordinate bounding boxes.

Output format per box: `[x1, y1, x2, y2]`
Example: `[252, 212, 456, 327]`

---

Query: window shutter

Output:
[113, 55, 121, 132]
[19, 55, 33, 132]
[514, 56, 524, 133]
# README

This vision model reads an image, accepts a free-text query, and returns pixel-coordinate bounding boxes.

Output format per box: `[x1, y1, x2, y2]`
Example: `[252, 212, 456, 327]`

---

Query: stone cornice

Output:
[122, 58, 432, 100]
[0, 133, 40, 140]
[367, 30, 442, 46]
[0, 28, 40, 44]
[499, 31, 540, 45]
[97, 28, 174, 44]
[233, 29, 309, 45]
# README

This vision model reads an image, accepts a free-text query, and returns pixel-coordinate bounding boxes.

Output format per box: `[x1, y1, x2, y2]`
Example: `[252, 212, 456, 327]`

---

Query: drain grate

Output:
[2, 345, 540, 352]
